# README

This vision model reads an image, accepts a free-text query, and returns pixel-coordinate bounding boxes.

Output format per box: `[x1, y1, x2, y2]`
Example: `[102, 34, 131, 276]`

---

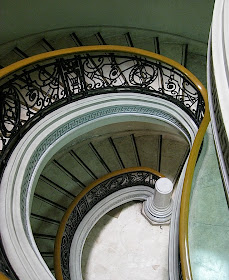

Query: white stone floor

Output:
[82, 201, 169, 280]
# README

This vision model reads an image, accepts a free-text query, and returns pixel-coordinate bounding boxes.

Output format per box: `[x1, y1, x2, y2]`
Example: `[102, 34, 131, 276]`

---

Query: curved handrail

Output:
[54, 167, 163, 280]
[0, 273, 10, 280]
[0, 45, 210, 279]
[179, 107, 210, 279]
[0, 45, 207, 81]
[0, 45, 205, 173]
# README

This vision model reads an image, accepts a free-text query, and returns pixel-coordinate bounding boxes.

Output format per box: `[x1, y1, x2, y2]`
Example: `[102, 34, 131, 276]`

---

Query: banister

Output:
[0, 273, 11, 280]
[54, 167, 164, 280]
[179, 76, 210, 279]
[0, 45, 205, 170]
[0, 45, 207, 84]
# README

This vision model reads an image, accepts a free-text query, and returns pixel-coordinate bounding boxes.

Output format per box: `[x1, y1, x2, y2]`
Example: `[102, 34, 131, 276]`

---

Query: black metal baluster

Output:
[154, 37, 160, 54]
[77, 55, 88, 97]
[57, 58, 72, 102]
[172, 147, 190, 185]
[70, 32, 83, 46]
[153, 37, 165, 95]
[96, 32, 106, 45]
[181, 44, 188, 67]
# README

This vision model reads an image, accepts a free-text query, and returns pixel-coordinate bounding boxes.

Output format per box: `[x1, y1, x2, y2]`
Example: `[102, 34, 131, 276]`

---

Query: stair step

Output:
[31, 219, 58, 236]
[160, 42, 184, 65]
[25, 41, 49, 57]
[160, 135, 189, 182]
[111, 135, 138, 168]
[42, 162, 84, 196]
[31, 197, 64, 221]
[71, 143, 108, 179]
[50, 34, 77, 50]
[135, 134, 160, 170]
[103, 33, 128, 47]
[30, 129, 189, 273]
[0, 49, 23, 67]
[34, 179, 73, 207]
[54, 153, 96, 187]
[92, 137, 123, 172]
[186, 52, 207, 87]
[34, 238, 54, 255]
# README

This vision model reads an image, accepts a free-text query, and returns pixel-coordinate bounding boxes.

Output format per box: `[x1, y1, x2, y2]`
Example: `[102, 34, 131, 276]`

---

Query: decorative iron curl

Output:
[60, 170, 159, 280]
[0, 53, 205, 169]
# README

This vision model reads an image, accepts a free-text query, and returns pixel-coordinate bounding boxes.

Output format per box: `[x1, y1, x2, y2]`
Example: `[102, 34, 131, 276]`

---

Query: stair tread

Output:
[160, 42, 183, 65]
[112, 135, 138, 168]
[71, 144, 108, 179]
[186, 52, 207, 87]
[135, 135, 159, 171]
[92, 138, 122, 172]
[160, 136, 188, 181]
[42, 162, 83, 196]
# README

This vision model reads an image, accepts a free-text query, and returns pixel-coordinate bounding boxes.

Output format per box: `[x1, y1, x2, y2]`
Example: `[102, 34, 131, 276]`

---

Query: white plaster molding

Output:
[168, 159, 188, 280]
[208, 0, 229, 197]
[212, 0, 229, 142]
[69, 186, 154, 280]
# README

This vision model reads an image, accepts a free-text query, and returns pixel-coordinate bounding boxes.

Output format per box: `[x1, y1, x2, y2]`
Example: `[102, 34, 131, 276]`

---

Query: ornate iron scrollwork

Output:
[0, 53, 205, 171]
[60, 170, 159, 280]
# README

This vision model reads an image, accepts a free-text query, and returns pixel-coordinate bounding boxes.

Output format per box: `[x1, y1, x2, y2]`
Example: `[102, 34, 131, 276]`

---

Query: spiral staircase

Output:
[2, 1, 227, 280]
[31, 123, 189, 274]
[0, 28, 206, 280]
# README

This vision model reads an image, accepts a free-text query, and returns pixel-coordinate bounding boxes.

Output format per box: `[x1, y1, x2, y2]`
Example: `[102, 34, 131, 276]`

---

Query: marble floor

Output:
[82, 202, 169, 280]
[189, 125, 229, 280]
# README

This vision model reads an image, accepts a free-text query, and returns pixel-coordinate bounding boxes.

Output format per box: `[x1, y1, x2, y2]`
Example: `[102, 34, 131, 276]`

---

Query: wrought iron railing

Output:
[54, 167, 161, 280]
[0, 47, 205, 173]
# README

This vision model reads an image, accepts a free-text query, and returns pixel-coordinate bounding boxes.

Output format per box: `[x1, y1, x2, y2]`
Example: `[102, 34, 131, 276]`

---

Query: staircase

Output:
[30, 123, 189, 274]
[0, 27, 206, 280]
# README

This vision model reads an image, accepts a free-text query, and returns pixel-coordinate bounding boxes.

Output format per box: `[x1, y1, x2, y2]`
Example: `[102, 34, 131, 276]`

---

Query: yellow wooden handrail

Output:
[0, 272, 10, 280]
[54, 167, 164, 280]
[0, 45, 210, 279]
[179, 93, 210, 279]
[0, 45, 205, 89]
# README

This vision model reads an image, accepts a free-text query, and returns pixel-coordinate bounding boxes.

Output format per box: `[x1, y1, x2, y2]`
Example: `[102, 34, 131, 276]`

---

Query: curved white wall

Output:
[208, 0, 229, 197]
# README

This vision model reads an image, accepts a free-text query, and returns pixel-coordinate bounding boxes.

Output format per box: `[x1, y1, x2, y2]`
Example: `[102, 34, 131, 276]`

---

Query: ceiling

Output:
[1, 0, 214, 45]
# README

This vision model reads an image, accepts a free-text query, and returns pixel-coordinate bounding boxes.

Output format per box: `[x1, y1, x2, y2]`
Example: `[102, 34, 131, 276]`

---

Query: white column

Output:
[142, 177, 173, 224]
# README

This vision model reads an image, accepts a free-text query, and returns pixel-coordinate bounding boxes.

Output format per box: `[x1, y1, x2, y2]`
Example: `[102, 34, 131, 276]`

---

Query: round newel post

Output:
[142, 177, 173, 224]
